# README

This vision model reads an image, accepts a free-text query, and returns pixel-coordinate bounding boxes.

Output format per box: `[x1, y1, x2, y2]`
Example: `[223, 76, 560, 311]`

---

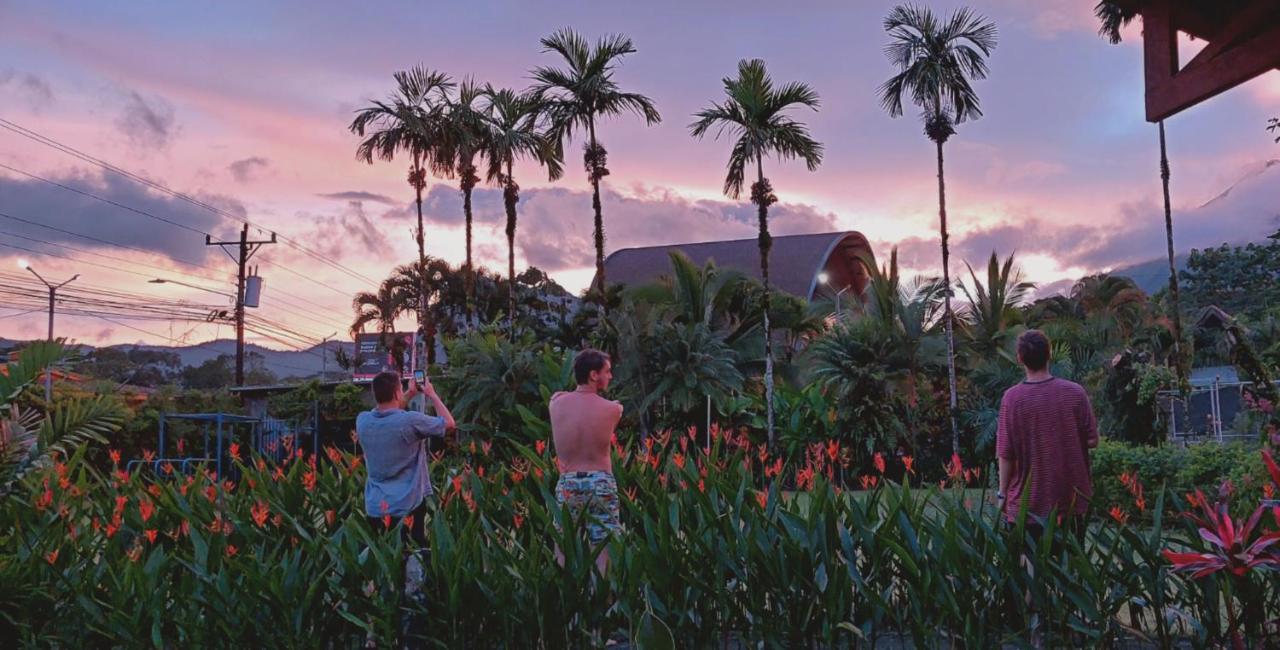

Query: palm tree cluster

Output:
[348, 8, 1007, 451]
[349, 29, 660, 358]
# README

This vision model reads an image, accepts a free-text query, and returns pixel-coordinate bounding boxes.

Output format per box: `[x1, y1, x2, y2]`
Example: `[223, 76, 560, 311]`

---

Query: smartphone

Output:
[413, 369, 425, 383]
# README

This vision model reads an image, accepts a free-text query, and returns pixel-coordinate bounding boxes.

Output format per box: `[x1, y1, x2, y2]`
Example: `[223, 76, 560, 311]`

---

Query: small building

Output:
[601, 231, 875, 301]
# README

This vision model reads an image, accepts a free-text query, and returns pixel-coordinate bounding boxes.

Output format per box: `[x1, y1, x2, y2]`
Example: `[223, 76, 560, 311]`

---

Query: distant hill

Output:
[0, 337, 354, 380]
[1108, 254, 1190, 296]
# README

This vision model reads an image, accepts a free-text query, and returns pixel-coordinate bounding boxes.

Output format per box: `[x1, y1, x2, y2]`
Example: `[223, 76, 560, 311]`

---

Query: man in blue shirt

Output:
[358, 370, 456, 545]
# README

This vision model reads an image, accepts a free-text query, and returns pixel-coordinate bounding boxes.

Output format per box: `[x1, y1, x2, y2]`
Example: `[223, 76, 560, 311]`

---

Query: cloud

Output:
[292, 201, 395, 261]
[887, 159, 1280, 277]
[0, 168, 236, 265]
[227, 156, 270, 183]
[316, 190, 399, 205]
[115, 90, 177, 150]
[0, 69, 54, 109]
[418, 183, 838, 272]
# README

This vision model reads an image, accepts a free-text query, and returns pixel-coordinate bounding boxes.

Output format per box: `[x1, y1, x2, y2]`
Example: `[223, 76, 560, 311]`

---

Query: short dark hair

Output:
[371, 371, 401, 403]
[1017, 330, 1051, 371]
[573, 349, 610, 385]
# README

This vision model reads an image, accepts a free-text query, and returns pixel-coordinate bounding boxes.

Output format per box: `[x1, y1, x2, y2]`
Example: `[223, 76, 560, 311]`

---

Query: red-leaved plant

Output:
[1163, 449, 1280, 646]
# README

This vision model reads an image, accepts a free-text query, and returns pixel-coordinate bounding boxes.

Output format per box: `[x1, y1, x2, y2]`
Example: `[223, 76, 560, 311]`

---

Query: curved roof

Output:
[601, 231, 875, 300]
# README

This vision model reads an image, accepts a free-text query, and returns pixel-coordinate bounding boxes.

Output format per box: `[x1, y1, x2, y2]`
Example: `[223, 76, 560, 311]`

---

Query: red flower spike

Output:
[1110, 506, 1129, 525]
[45, 549, 58, 565]
[225, 545, 238, 558]
[902, 455, 915, 475]
[229, 443, 240, 462]
[108, 449, 121, 466]
[873, 452, 885, 475]
[145, 529, 158, 544]
[535, 440, 546, 455]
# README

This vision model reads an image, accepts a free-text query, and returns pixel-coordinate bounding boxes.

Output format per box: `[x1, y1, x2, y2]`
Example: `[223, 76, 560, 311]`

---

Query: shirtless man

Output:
[549, 348, 623, 573]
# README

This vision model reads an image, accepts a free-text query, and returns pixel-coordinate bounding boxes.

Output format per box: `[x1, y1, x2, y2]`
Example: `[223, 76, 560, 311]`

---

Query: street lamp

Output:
[23, 261, 79, 403]
[818, 271, 850, 315]
[148, 278, 235, 299]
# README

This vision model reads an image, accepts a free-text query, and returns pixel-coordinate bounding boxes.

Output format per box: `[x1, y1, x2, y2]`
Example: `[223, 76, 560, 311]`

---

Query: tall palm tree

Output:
[879, 4, 997, 456]
[443, 78, 492, 329]
[533, 28, 662, 320]
[690, 58, 823, 448]
[1092, 1, 1187, 386]
[480, 87, 563, 335]
[350, 278, 413, 372]
[349, 66, 455, 366]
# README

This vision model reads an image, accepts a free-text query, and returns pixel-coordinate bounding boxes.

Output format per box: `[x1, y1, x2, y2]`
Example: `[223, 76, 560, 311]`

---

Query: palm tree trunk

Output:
[1159, 121, 1185, 387]
[504, 161, 518, 338]
[461, 160, 477, 331]
[411, 155, 436, 368]
[936, 139, 961, 457]
[588, 119, 608, 321]
[755, 156, 776, 448]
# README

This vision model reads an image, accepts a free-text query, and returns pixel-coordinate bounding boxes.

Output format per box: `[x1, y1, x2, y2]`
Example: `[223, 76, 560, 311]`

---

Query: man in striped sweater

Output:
[996, 329, 1099, 540]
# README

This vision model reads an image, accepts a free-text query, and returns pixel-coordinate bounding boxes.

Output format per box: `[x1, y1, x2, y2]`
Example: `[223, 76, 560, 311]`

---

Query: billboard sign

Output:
[352, 332, 414, 383]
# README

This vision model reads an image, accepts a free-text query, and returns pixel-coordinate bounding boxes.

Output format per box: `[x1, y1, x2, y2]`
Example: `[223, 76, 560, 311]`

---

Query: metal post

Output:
[215, 415, 224, 479]
[159, 414, 167, 459]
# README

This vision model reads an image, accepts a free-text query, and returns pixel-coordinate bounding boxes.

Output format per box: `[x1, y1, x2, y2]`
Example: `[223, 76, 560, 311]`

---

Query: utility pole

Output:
[19, 261, 78, 404]
[320, 332, 337, 379]
[207, 224, 275, 386]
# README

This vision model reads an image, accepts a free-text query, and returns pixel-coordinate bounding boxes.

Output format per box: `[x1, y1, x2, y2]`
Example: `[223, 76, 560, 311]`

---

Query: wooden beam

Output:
[1142, 0, 1280, 121]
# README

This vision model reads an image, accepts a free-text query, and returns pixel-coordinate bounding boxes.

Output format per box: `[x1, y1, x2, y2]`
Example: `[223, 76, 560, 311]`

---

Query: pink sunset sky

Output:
[1, 0, 1278, 352]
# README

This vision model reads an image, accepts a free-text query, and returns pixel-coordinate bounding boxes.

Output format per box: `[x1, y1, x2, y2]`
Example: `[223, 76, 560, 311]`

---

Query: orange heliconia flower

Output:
[145, 529, 158, 544]
[513, 514, 524, 530]
[755, 491, 768, 509]
[302, 471, 316, 491]
[138, 498, 155, 523]
[35, 488, 52, 511]
[229, 443, 241, 461]
[45, 549, 59, 565]
[1109, 506, 1130, 525]
[225, 545, 238, 558]
[251, 500, 270, 528]
[697, 479, 706, 494]
[325, 510, 336, 527]
[382, 514, 392, 529]
[535, 440, 547, 455]
[902, 456, 915, 475]
[673, 453, 686, 470]
[108, 449, 121, 466]
[873, 452, 885, 475]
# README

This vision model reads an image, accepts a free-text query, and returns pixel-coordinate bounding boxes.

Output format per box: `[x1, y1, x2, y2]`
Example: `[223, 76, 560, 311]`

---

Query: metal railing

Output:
[1158, 379, 1279, 446]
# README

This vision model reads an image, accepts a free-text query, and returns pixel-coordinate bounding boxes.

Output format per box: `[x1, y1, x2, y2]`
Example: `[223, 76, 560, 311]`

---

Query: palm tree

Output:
[533, 28, 662, 319]
[958, 252, 1035, 358]
[349, 66, 455, 366]
[690, 58, 823, 448]
[879, 4, 997, 456]
[480, 87, 563, 335]
[443, 78, 492, 329]
[350, 278, 413, 372]
[1092, 1, 1187, 387]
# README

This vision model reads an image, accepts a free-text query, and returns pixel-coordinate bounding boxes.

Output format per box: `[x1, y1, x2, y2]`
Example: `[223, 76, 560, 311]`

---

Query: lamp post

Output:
[20, 260, 79, 403]
[817, 271, 851, 315]
[320, 332, 337, 378]
[148, 278, 235, 299]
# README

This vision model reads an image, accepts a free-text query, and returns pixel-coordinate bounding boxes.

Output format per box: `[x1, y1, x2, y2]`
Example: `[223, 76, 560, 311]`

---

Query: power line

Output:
[0, 119, 380, 286]
[0, 221, 353, 334]
[88, 314, 322, 377]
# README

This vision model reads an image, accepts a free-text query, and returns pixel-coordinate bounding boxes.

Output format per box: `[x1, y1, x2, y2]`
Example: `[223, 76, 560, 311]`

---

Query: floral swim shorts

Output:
[555, 471, 621, 544]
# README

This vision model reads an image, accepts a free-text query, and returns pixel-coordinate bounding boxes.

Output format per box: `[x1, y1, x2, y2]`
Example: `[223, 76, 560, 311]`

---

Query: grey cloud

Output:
[317, 191, 398, 205]
[884, 158, 1280, 280]
[294, 201, 395, 261]
[0, 169, 233, 265]
[419, 184, 838, 272]
[227, 156, 270, 183]
[116, 91, 177, 150]
[0, 69, 54, 109]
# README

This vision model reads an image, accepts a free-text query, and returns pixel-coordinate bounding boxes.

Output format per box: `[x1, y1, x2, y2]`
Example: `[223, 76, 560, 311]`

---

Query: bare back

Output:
[549, 390, 622, 473]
